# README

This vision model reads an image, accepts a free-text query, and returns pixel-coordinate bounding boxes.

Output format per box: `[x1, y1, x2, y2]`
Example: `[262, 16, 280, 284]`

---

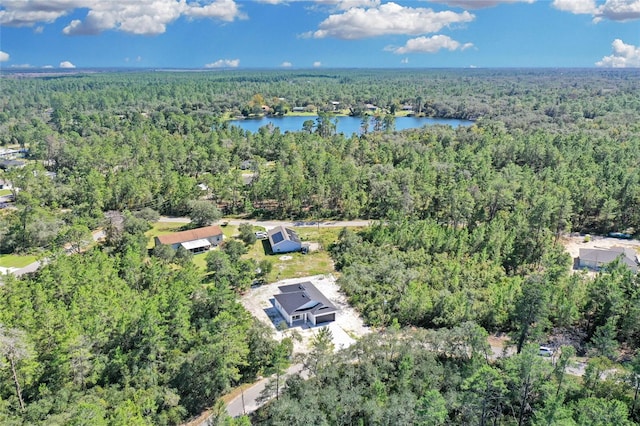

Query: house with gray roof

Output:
[273, 281, 337, 326]
[268, 225, 302, 253]
[578, 247, 638, 273]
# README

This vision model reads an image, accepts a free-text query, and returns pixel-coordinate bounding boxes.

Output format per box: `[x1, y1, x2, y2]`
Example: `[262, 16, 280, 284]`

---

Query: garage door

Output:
[315, 313, 335, 324]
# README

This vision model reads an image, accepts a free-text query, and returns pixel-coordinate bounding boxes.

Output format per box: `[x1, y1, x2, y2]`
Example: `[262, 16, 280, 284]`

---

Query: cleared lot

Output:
[562, 234, 640, 259]
[240, 274, 370, 354]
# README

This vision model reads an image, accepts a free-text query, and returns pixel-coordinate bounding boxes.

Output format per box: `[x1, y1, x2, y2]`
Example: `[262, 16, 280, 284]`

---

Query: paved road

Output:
[3, 217, 367, 278]
[225, 364, 305, 418]
[159, 216, 372, 229]
[2, 230, 106, 278]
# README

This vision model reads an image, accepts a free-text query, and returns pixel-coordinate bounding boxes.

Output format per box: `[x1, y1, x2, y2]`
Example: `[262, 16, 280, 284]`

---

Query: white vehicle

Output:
[255, 231, 268, 239]
[539, 346, 553, 357]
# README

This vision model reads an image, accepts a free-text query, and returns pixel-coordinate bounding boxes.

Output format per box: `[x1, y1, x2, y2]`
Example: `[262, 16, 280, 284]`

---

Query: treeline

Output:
[0, 215, 283, 424]
[257, 325, 640, 425]
[2, 69, 640, 134]
[330, 220, 640, 354]
[5, 110, 640, 255]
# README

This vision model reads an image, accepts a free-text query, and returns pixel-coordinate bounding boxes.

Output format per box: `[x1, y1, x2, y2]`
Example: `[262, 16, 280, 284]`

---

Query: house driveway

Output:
[220, 275, 369, 419]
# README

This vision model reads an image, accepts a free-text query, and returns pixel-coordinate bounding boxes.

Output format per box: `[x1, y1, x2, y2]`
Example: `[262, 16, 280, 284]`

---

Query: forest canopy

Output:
[1, 68, 640, 424]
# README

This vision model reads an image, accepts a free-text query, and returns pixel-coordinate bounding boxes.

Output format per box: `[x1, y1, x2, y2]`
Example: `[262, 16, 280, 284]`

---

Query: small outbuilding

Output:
[0, 159, 26, 169]
[273, 281, 337, 326]
[268, 225, 302, 253]
[155, 225, 224, 254]
[578, 247, 638, 273]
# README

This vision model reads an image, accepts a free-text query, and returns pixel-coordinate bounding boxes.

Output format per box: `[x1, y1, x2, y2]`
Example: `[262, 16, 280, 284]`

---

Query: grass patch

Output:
[192, 252, 208, 271]
[0, 254, 38, 268]
[268, 251, 334, 281]
[0, 189, 12, 197]
[146, 222, 359, 280]
[220, 225, 239, 240]
[145, 222, 188, 249]
[241, 226, 353, 281]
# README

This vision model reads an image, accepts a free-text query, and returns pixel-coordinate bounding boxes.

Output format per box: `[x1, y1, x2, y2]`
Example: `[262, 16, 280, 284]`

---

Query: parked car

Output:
[255, 231, 268, 239]
[608, 231, 632, 239]
[539, 346, 553, 357]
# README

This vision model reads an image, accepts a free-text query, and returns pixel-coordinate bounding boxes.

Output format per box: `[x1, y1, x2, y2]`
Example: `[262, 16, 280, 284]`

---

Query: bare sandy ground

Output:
[562, 233, 640, 259]
[240, 274, 370, 354]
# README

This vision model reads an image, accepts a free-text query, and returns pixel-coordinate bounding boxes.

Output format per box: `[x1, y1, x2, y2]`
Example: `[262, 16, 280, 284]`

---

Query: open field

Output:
[0, 253, 38, 269]
[242, 226, 345, 281]
[145, 221, 189, 249]
[149, 221, 348, 279]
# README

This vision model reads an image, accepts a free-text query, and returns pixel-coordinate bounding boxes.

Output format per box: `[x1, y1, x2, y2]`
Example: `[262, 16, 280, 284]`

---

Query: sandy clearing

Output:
[562, 234, 640, 260]
[240, 274, 370, 354]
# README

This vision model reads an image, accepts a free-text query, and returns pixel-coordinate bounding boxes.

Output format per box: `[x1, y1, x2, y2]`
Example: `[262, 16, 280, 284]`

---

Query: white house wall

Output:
[273, 240, 301, 253]
[207, 235, 223, 246]
[274, 299, 294, 325]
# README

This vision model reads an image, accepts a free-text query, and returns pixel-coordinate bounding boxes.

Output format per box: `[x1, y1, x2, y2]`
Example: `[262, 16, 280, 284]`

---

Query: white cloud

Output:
[387, 35, 473, 54]
[59, 60, 76, 68]
[1, 0, 245, 35]
[309, 2, 474, 39]
[596, 39, 640, 67]
[0, 0, 85, 27]
[553, 0, 640, 21]
[185, 0, 246, 21]
[428, 0, 534, 9]
[204, 58, 240, 68]
[34, 25, 44, 33]
[0, 51, 9, 62]
[314, 0, 381, 10]
[313, 61, 322, 67]
[552, 0, 597, 14]
[42, 65, 54, 68]
[256, 0, 381, 6]
[281, 61, 293, 67]
[401, 57, 409, 64]
[260, 0, 380, 8]
[597, 0, 640, 21]
[10, 64, 34, 68]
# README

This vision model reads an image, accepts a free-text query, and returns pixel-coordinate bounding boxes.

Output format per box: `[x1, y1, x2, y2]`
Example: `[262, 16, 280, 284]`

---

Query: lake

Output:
[229, 115, 473, 134]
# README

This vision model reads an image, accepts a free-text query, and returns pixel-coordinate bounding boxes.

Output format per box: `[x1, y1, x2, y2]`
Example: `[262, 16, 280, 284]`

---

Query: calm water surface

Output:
[229, 115, 473, 134]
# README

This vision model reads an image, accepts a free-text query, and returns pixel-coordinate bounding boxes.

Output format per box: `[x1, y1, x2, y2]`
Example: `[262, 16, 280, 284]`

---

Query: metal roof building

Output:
[578, 247, 638, 273]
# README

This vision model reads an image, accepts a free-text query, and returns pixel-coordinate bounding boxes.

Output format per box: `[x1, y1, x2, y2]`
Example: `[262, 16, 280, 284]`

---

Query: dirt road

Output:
[159, 216, 372, 229]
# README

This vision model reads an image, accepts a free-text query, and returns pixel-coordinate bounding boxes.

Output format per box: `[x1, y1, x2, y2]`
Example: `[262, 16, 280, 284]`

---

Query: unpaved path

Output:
[159, 216, 371, 229]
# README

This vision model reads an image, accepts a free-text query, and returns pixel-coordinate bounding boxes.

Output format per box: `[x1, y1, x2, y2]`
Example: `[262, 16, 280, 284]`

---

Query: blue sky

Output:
[0, 0, 639, 69]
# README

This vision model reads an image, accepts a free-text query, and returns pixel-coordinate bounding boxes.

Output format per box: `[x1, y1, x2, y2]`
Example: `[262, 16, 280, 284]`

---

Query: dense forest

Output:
[1, 69, 640, 424]
[257, 326, 640, 425]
